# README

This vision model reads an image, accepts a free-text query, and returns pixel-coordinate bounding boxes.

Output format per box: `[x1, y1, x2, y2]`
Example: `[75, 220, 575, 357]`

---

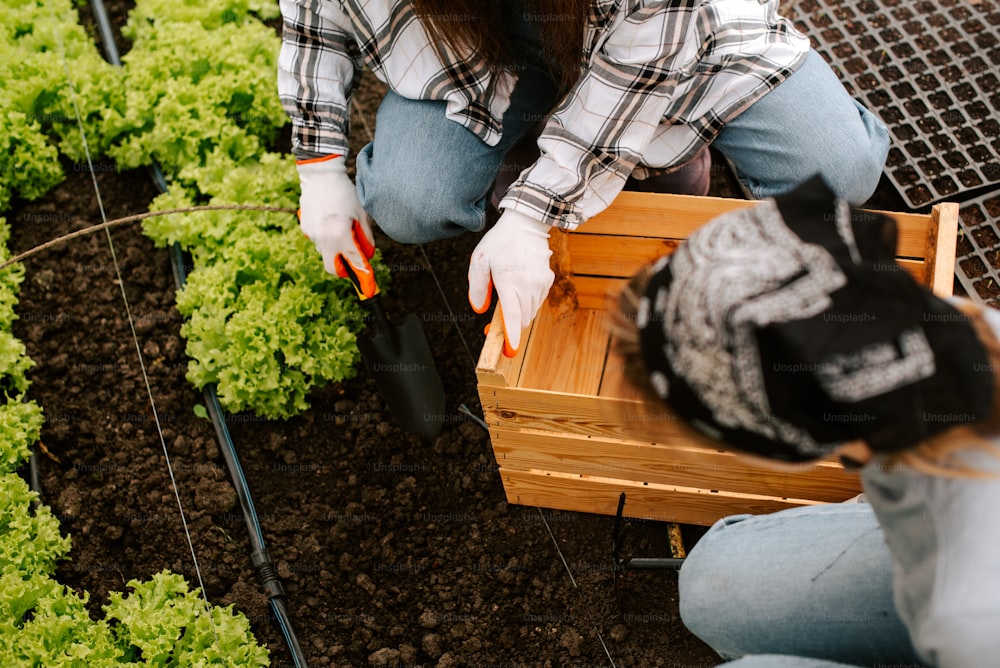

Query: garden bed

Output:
[9, 146, 720, 668]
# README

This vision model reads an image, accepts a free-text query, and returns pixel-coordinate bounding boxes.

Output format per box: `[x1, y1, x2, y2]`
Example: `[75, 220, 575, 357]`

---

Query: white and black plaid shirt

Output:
[278, 0, 810, 229]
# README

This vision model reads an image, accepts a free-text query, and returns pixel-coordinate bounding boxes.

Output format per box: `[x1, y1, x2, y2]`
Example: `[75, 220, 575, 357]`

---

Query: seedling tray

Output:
[792, 0, 1000, 208]
[956, 188, 1000, 305]
[476, 192, 959, 525]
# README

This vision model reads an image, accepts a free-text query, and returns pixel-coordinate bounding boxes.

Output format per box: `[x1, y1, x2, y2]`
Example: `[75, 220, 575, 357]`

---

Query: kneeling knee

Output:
[819, 125, 890, 205]
[362, 185, 441, 244]
[814, 152, 886, 206]
[361, 176, 484, 244]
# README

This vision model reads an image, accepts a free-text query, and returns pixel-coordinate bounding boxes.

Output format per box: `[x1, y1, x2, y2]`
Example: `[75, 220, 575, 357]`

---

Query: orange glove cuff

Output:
[295, 153, 344, 165]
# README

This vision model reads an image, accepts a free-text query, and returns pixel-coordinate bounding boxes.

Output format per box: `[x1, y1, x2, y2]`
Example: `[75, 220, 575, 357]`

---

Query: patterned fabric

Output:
[636, 176, 994, 462]
[277, 0, 810, 228]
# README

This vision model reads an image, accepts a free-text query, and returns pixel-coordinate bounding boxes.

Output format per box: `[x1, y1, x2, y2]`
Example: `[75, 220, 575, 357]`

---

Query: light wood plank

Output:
[925, 202, 959, 297]
[597, 338, 644, 401]
[568, 260, 928, 313]
[579, 192, 935, 259]
[516, 305, 610, 395]
[480, 385, 639, 441]
[580, 192, 756, 238]
[480, 385, 739, 446]
[566, 234, 682, 278]
[499, 468, 823, 525]
[490, 427, 861, 501]
[475, 308, 531, 388]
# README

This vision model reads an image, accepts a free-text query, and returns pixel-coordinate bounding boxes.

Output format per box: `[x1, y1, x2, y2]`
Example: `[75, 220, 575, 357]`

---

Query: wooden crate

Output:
[476, 192, 959, 525]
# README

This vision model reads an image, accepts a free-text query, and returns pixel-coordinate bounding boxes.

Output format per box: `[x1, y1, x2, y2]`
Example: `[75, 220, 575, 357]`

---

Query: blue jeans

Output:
[713, 50, 890, 205]
[356, 8, 560, 243]
[357, 49, 890, 243]
[678, 504, 926, 667]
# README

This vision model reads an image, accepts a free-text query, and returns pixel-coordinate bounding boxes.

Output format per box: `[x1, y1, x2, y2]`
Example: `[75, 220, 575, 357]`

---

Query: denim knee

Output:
[677, 515, 752, 656]
[807, 103, 890, 205]
[357, 144, 489, 244]
[363, 182, 443, 244]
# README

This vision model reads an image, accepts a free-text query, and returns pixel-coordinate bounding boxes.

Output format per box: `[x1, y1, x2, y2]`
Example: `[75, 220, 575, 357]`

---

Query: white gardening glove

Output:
[468, 209, 554, 357]
[296, 155, 377, 298]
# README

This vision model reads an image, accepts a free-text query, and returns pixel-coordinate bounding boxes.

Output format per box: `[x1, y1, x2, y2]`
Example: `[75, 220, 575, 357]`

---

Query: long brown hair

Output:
[412, 0, 588, 92]
[610, 262, 1000, 477]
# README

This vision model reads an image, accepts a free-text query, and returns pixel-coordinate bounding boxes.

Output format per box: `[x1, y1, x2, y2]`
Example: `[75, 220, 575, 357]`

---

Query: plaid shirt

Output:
[278, 0, 810, 229]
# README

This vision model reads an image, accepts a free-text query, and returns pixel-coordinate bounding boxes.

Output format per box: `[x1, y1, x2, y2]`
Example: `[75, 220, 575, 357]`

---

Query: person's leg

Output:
[624, 148, 712, 196]
[356, 16, 560, 243]
[715, 655, 864, 668]
[355, 92, 511, 243]
[712, 49, 890, 205]
[678, 503, 926, 666]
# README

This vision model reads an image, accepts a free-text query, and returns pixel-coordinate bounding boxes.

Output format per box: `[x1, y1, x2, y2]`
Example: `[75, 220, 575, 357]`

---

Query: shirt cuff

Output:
[498, 181, 583, 231]
[290, 120, 350, 161]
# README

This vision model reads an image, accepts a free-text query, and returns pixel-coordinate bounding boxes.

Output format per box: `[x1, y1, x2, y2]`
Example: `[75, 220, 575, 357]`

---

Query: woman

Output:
[279, 0, 889, 356]
[611, 176, 1000, 667]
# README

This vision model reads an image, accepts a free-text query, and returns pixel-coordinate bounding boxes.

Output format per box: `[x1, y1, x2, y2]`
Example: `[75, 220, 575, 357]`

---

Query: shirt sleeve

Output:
[278, 0, 362, 159]
[499, 0, 808, 230]
[499, 1, 687, 229]
[862, 448, 1000, 667]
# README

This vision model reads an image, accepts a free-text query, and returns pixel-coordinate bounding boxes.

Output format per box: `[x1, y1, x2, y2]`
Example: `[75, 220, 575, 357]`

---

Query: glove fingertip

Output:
[469, 292, 491, 314]
[468, 276, 493, 314]
[502, 337, 518, 358]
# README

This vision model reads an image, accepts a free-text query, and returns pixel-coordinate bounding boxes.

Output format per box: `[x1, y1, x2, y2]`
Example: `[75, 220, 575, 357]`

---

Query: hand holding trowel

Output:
[296, 155, 446, 438]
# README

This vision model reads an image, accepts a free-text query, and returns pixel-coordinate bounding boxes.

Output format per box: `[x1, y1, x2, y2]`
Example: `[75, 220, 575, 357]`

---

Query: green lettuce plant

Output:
[144, 154, 389, 417]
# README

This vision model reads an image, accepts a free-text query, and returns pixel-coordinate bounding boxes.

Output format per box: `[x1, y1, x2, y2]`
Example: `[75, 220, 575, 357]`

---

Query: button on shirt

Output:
[278, 0, 810, 229]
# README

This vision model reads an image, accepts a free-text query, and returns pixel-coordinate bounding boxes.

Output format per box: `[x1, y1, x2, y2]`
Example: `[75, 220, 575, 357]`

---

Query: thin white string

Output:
[48, 0, 215, 627]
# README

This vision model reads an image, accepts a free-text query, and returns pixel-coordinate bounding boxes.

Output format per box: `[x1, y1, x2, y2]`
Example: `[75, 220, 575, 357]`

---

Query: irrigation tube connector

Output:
[201, 379, 306, 667]
[611, 493, 684, 618]
[89, 0, 308, 664]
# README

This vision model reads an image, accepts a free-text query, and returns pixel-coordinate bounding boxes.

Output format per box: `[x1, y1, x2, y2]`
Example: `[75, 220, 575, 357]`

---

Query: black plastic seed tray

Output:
[793, 0, 1000, 209]
[955, 188, 1000, 307]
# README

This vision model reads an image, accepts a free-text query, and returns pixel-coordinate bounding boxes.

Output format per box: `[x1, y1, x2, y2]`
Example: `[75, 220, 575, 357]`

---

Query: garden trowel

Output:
[342, 263, 446, 438]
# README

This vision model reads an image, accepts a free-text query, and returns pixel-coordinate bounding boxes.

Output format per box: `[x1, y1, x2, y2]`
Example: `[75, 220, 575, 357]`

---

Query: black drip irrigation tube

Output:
[23, 395, 44, 511]
[85, 2, 309, 665]
[170, 247, 308, 667]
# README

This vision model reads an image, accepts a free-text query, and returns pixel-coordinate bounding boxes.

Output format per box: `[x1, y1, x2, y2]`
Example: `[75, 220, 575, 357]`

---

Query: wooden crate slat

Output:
[566, 234, 682, 278]
[579, 192, 756, 238]
[481, 385, 631, 439]
[597, 337, 644, 401]
[491, 427, 861, 501]
[925, 202, 959, 297]
[578, 191, 936, 259]
[476, 308, 531, 388]
[570, 262, 927, 313]
[516, 305, 609, 395]
[499, 468, 815, 524]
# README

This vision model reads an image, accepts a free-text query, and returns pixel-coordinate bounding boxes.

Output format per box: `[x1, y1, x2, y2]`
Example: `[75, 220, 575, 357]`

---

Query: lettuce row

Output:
[0, 565, 270, 666]
[144, 154, 389, 417]
[0, 0, 126, 210]
[0, 0, 377, 417]
[127, 1, 388, 417]
[0, 3, 271, 663]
